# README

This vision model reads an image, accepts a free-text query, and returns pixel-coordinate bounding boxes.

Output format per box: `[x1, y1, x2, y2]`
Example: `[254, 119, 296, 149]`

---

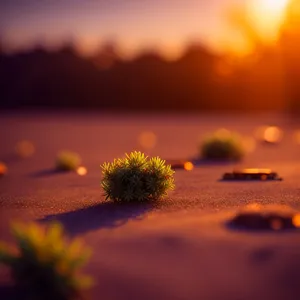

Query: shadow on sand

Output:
[191, 158, 239, 167]
[41, 201, 155, 236]
[0, 153, 23, 164]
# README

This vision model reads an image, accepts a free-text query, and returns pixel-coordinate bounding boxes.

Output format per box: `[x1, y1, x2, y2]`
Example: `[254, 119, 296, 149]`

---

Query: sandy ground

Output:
[0, 111, 300, 300]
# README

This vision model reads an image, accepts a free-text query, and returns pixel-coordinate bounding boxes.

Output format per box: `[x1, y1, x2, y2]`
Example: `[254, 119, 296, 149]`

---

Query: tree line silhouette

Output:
[0, 2, 299, 112]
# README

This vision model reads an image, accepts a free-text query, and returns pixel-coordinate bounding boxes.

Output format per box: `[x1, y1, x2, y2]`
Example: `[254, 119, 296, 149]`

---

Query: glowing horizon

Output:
[0, 0, 292, 58]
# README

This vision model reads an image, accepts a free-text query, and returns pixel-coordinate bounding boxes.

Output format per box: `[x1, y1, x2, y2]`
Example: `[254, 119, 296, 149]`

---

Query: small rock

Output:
[229, 204, 300, 231]
[167, 160, 194, 171]
[222, 168, 282, 181]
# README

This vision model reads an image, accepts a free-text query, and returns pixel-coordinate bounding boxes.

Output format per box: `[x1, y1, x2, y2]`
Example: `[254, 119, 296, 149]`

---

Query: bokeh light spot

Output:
[138, 131, 157, 149]
[184, 162, 194, 171]
[255, 126, 283, 143]
[0, 162, 7, 176]
[15, 140, 35, 158]
[76, 166, 87, 176]
[264, 126, 282, 143]
[292, 214, 300, 228]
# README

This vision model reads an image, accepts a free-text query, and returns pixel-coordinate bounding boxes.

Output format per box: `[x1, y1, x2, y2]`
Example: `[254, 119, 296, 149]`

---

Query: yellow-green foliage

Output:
[101, 151, 175, 202]
[200, 129, 245, 161]
[56, 151, 81, 171]
[0, 222, 92, 300]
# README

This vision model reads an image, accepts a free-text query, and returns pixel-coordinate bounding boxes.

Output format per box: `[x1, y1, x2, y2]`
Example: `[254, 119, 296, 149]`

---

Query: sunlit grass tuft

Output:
[101, 151, 175, 202]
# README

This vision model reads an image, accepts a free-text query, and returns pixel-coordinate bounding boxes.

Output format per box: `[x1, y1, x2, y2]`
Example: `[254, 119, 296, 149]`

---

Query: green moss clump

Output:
[101, 151, 175, 202]
[0, 222, 92, 300]
[56, 151, 81, 171]
[200, 129, 245, 161]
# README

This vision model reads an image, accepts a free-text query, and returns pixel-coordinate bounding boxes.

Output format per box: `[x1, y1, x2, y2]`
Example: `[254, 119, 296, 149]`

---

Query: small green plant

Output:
[101, 151, 175, 202]
[56, 151, 81, 171]
[0, 222, 92, 300]
[200, 129, 245, 161]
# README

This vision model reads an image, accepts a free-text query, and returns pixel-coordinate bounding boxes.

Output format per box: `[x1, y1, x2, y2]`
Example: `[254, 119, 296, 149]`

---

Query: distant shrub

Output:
[56, 151, 81, 171]
[101, 151, 175, 202]
[0, 222, 92, 300]
[200, 129, 245, 161]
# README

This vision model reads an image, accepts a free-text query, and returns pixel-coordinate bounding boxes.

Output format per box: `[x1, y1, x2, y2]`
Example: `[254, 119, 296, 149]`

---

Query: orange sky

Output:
[0, 0, 291, 58]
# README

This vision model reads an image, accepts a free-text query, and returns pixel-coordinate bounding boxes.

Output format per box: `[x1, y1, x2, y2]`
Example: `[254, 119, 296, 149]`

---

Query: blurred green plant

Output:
[56, 151, 81, 171]
[0, 222, 92, 300]
[101, 151, 175, 202]
[200, 129, 245, 161]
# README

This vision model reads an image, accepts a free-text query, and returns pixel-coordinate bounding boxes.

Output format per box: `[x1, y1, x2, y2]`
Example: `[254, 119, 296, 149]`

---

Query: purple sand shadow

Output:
[0, 153, 23, 164]
[249, 247, 277, 265]
[190, 158, 239, 167]
[225, 219, 299, 233]
[41, 201, 154, 235]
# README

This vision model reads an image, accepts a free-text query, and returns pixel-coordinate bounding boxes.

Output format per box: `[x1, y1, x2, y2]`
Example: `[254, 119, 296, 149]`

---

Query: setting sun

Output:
[248, 0, 290, 41]
[260, 0, 290, 11]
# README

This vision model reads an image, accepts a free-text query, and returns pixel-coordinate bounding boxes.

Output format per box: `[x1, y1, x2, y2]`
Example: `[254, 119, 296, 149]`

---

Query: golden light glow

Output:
[0, 162, 7, 176]
[292, 214, 300, 228]
[246, 203, 261, 211]
[255, 126, 283, 143]
[264, 126, 283, 143]
[248, 0, 290, 42]
[284, 0, 300, 30]
[76, 166, 87, 176]
[215, 128, 231, 139]
[236, 168, 272, 174]
[184, 162, 194, 171]
[138, 131, 157, 149]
